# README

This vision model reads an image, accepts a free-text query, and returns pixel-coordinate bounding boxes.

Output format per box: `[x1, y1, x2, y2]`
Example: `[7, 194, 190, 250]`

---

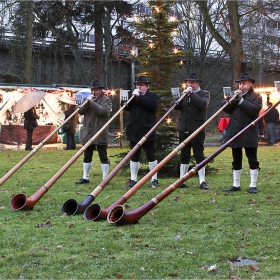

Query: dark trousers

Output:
[266, 123, 277, 144]
[25, 129, 33, 149]
[179, 131, 205, 164]
[83, 144, 109, 164]
[66, 133, 76, 150]
[130, 141, 157, 162]
[231, 147, 259, 170]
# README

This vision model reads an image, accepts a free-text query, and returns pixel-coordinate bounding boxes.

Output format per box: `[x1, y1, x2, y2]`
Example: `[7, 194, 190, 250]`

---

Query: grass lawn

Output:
[0, 145, 280, 279]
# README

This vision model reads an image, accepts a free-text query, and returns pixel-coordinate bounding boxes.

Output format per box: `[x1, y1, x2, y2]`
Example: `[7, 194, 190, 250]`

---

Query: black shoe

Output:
[25, 147, 33, 151]
[75, 178, 89, 184]
[178, 183, 188, 188]
[127, 179, 136, 188]
[249, 187, 258, 194]
[223, 186, 241, 192]
[151, 179, 158, 188]
[200, 181, 208, 189]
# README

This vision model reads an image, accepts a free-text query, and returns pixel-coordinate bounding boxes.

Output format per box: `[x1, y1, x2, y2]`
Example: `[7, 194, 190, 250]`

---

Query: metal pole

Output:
[131, 59, 135, 92]
[119, 89, 123, 149]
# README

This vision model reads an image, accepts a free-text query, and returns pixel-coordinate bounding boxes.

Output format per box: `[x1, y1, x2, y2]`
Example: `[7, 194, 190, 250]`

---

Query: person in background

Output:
[75, 80, 112, 184]
[264, 102, 279, 146]
[173, 72, 210, 190]
[23, 106, 39, 151]
[222, 72, 262, 194]
[63, 101, 78, 150]
[258, 108, 265, 142]
[123, 75, 160, 188]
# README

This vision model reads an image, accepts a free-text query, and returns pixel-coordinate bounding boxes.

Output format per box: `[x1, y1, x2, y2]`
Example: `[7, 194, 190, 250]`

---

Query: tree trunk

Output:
[94, 2, 104, 84]
[104, 6, 112, 89]
[64, 1, 86, 85]
[227, 0, 244, 88]
[197, 0, 244, 88]
[23, 1, 34, 84]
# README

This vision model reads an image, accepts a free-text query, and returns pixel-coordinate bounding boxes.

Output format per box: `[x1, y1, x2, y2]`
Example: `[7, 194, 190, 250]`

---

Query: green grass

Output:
[205, 132, 221, 143]
[0, 146, 280, 279]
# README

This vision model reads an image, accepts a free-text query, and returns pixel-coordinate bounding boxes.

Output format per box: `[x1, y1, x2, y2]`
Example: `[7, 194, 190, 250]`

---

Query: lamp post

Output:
[110, 89, 130, 148]
[130, 46, 138, 91]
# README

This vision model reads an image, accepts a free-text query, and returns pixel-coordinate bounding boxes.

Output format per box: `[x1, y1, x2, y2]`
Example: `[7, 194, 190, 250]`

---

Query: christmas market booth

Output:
[0, 83, 89, 145]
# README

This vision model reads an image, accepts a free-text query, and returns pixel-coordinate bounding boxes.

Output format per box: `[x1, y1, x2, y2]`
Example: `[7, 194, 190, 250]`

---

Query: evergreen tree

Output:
[132, 0, 189, 174]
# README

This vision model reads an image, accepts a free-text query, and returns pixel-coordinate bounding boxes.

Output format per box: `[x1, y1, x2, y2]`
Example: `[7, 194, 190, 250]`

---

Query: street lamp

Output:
[130, 46, 138, 91]
[110, 88, 130, 148]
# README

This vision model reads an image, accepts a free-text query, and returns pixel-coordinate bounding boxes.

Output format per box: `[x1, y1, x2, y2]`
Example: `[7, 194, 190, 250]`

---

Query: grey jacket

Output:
[78, 95, 112, 145]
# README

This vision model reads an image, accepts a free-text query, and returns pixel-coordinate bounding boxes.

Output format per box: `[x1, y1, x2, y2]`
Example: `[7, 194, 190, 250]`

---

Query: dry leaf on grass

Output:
[249, 265, 259, 272]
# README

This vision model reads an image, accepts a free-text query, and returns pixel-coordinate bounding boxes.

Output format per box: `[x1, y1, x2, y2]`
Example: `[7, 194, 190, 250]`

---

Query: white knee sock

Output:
[198, 166, 205, 184]
[83, 162, 92, 180]
[149, 160, 158, 181]
[130, 161, 140, 182]
[101, 163, 109, 180]
[180, 164, 189, 179]
[250, 169, 258, 188]
[233, 169, 242, 187]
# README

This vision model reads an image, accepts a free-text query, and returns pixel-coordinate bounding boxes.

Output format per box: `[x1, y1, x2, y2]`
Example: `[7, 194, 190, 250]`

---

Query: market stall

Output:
[0, 84, 89, 145]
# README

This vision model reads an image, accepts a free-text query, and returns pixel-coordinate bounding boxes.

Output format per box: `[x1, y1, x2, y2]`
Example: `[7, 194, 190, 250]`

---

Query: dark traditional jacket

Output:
[23, 107, 39, 130]
[223, 87, 262, 148]
[78, 95, 112, 145]
[63, 105, 78, 134]
[124, 89, 159, 142]
[174, 89, 210, 133]
[264, 107, 279, 124]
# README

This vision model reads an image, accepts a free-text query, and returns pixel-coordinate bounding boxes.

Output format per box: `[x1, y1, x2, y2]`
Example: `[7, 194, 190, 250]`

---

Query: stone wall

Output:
[0, 47, 132, 90]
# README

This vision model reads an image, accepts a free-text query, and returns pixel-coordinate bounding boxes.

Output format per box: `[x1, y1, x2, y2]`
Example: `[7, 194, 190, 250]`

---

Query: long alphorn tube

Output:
[9, 96, 135, 211]
[84, 94, 238, 221]
[62, 90, 190, 216]
[107, 100, 280, 225]
[0, 100, 88, 187]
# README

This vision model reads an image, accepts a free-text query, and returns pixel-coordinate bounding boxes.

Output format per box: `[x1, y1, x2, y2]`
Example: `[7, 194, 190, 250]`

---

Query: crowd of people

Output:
[23, 72, 279, 194]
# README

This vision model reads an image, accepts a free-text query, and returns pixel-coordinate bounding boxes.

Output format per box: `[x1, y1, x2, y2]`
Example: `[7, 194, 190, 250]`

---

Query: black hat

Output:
[90, 80, 105, 89]
[235, 72, 255, 84]
[183, 72, 202, 82]
[133, 75, 151, 84]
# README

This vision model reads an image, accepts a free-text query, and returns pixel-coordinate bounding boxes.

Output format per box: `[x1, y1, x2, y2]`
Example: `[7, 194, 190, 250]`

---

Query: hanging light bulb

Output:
[154, 6, 160, 13]
[169, 16, 176, 22]
[148, 41, 154, 48]
[173, 47, 179, 54]
[166, 117, 172, 125]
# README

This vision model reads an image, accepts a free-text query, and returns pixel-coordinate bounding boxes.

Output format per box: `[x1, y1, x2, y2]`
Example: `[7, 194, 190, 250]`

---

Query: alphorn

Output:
[107, 100, 280, 225]
[84, 93, 238, 221]
[61, 90, 190, 216]
[0, 100, 88, 187]
[9, 96, 135, 211]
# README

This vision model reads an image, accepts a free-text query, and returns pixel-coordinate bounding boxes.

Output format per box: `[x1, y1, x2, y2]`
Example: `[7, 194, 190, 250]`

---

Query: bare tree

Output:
[23, 1, 33, 84]
[194, 0, 280, 87]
